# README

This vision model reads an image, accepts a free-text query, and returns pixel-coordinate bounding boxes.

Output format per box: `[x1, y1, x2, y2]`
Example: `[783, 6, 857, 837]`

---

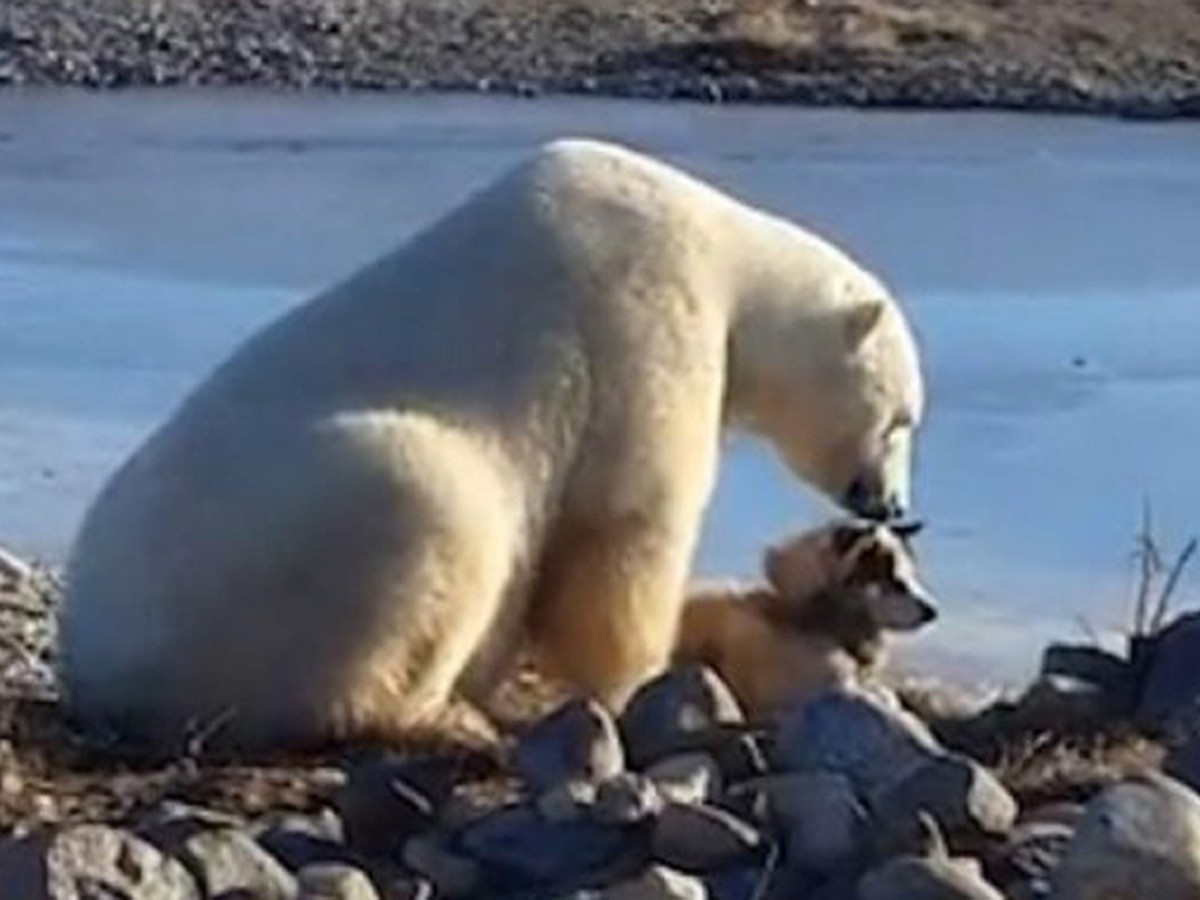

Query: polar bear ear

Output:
[843, 299, 886, 348]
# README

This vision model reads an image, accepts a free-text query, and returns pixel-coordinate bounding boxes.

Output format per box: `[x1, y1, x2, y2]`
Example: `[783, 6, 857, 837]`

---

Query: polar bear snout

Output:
[842, 470, 904, 521]
[842, 424, 915, 521]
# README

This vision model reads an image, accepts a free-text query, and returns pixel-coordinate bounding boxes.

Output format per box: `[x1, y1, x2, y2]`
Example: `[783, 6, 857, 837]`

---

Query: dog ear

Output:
[891, 520, 924, 540]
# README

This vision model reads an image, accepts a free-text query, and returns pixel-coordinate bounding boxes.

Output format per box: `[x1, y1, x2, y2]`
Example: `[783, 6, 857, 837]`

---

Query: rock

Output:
[621, 666, 745, 767]
[402, 834, 483, 898]
[1137, 612, 1200, 733]
[257, 809, 355, 871]
[601, 865, 709, 899]
[1049, 773, 1200, 898]
[377, 878, 434, 900]
[1166, 735, 1200, 792]
[872, 754, 1018, 846]
[859, 853, 1006, 899]
[1042, 643, 1135, 711]
[704, 865, 763, 900]
[458, 804, 629, 887]
[595, 773, 666, 825]
[985, 820, 1074, 900]
[174, 827, 298, 899]
[138, 800, 248, 845]
[1011, 676, 1110, 731]
[0, 824, 201, 899]
[747, 771, 867, 874]
[516, 698, 625, 793]
[1019, 803, 1087, 830]
[537, 778, 599, 824]
[705, 732, 770, 784]
[651, 803, 763, 873]
[773, 686, 941, 800]
[298, 863, 381, 900]
[337, 755, 452, 853]
[256, 809, 345, 844]
[798, 870, 862, 900]
[646, 754, 722, 806]
[438, 789, 498, 831]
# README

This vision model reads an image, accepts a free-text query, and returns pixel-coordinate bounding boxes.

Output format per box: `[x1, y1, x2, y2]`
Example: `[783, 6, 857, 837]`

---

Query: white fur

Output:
[61, 139, 924, 747]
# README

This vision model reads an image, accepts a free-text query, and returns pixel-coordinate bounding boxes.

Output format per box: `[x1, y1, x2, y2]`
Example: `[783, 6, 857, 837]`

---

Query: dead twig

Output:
[1150, 537, 1199, 634]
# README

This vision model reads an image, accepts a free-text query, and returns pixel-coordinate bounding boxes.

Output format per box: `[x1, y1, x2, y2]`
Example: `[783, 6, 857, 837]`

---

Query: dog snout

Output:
[916, 599, 938, 625]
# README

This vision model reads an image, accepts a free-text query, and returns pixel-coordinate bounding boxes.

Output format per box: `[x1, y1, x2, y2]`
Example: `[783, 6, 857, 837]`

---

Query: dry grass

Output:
[992, 730, 1164, 810]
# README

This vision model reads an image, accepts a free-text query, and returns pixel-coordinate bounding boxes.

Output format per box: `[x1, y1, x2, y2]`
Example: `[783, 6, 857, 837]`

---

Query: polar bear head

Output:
[727, 226, 924, 520]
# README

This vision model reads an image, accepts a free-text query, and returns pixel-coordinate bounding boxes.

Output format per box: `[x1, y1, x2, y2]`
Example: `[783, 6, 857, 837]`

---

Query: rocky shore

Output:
[3, 0, 1200, 118]
[7, 541, 1200, 898]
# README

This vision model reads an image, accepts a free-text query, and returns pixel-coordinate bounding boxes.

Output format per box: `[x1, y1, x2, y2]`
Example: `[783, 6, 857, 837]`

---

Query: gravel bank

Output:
[2, 0, 1200, 118]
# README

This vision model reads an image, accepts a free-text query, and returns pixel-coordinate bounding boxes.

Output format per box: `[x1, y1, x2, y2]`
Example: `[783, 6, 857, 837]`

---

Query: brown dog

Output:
[675, 519, 935, 716]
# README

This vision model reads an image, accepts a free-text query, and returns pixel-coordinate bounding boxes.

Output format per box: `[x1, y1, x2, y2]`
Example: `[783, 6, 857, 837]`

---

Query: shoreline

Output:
[3, 0, 1200, 120]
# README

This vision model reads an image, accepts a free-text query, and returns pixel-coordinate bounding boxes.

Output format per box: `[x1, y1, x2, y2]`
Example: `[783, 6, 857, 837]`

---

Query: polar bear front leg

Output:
[529, 512, 698, 711]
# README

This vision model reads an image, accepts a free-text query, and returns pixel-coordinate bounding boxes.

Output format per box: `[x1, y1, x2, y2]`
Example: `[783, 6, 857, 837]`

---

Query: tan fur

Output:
[676, 586, 859, 716]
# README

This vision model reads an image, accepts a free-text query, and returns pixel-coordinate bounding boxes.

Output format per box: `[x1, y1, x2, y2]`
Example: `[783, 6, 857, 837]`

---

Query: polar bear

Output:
[61, 138, 924, 749]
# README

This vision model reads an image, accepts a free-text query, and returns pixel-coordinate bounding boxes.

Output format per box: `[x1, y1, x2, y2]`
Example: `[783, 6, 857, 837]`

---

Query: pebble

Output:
[516, 697, 626, 793]
[0, 824, 201, 900]
[1049, 772, 1200, 899]
[621, 666, 745, 767]
[298, 862, 382, 900]
[651, 803, 763, 873]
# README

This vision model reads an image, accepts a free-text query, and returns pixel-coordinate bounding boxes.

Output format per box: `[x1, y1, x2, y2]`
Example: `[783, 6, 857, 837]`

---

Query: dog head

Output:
[763, 518, 937, 632]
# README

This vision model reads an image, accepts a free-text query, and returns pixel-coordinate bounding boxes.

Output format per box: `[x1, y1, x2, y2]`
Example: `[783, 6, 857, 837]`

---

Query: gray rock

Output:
[376, 879, 434, 900]
[402, 834, 482, 898]
[256, 809, 345, 844]
[175, 827, 298, 899]
[0, 824, 201, 899]
[704, 865, 764, 900]
[859, 853, 1006, 899]
[773, 686, 941, 801]
[537, 778, 599, 824]
[595, 773, 666, 825]
[298, 863, 381, 900]
[621, 666, 745, 767]
[516, 698, 626, 793]
[337, 755, 452, 853]
[1166, 734, 1200, 793]
[1018, 803, 1088, 830]
[1137, 612, 1200, 732]
[651, 803, 763, 873]
[1049, 773, 1200, 899]
[601, 865, 709, 899]
[138, 800, 248, 845]
[1011, 676, 1110, 731]
[1042, 643, 1135, 708]
[747, 771, 867, 874]
[706, 731, 770, 784]
[257, 809, 355, 871]
[800, 870, 863, 900]
[647, 754, 722, 806]
[459, 804, 629, 886]
[872, 754, 1018, 845]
